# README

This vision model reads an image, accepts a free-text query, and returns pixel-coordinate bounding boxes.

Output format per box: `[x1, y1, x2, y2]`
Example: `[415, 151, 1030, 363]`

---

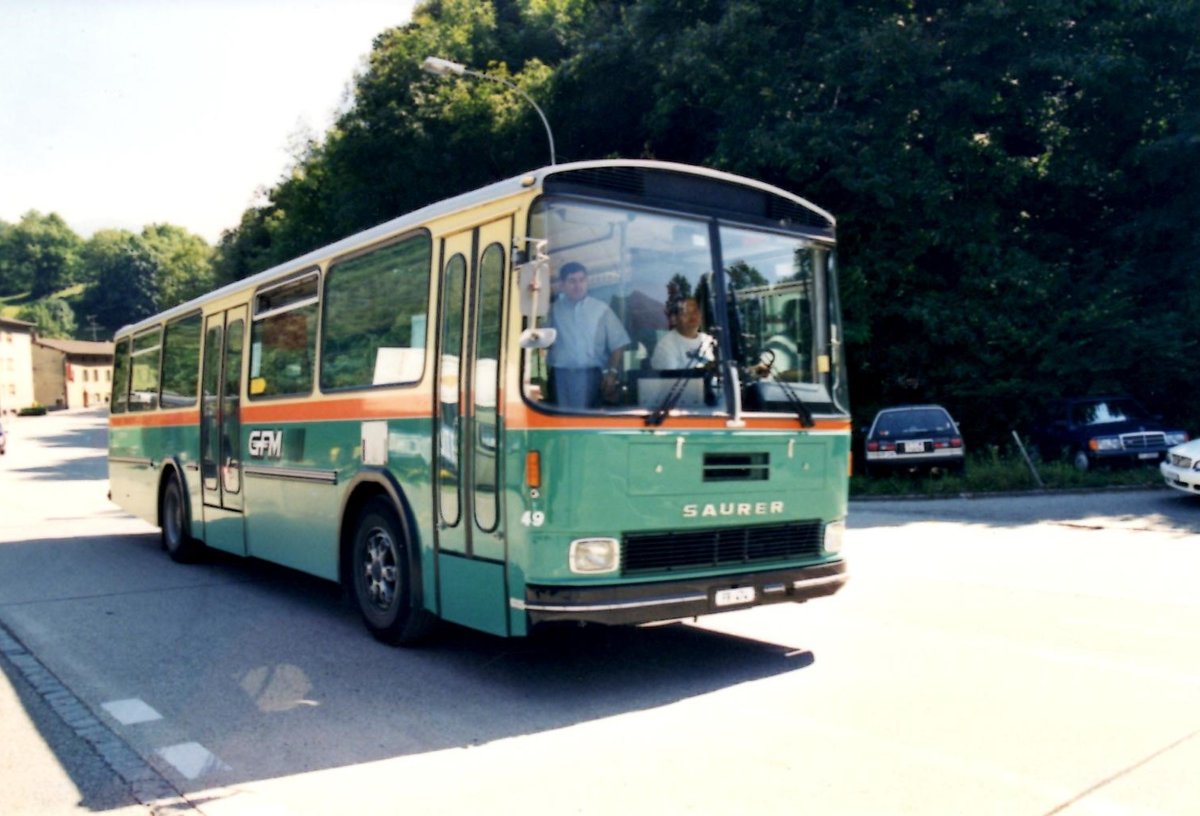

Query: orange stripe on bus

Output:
[240, 392, 430, 423]
[109, 394, 850, 434]
[109, 409, 200, 428]
[109, 393, 432, 428]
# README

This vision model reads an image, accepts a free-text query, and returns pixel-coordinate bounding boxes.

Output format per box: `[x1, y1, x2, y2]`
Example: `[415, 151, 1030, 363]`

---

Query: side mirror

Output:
[519, 327, 557, 349]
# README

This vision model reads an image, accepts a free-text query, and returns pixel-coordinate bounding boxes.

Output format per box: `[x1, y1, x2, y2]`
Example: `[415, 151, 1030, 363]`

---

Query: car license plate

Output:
[714, 586, 756, 607]
[903, 441, 926, 453]
[1138, 453, 1157, 460]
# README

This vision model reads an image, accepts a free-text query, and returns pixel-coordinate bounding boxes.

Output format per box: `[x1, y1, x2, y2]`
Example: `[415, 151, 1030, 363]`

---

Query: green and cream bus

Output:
[108, 160, 850, 644]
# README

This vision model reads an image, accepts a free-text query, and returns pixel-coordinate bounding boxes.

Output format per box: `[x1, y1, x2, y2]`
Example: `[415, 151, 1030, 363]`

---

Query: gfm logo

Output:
[248, 429, 283, 459]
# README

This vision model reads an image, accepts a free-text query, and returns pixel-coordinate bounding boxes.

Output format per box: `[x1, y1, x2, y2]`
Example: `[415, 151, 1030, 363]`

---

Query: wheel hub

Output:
[362, 528, 398, 611]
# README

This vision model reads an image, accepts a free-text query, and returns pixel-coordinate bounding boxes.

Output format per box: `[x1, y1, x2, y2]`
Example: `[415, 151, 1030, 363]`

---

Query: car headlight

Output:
[824, 520, 845, 555]
[569, 538, 620, 574]
[1165, 431, 1189, 446]
[1089, 436, 1122, 451]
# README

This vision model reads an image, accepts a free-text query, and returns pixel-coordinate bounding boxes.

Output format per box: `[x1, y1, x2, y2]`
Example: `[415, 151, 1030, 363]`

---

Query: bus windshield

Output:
[523, 197, 844, 418]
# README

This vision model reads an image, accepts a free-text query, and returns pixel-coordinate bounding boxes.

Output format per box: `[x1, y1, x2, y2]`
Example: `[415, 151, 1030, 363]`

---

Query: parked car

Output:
[1029, 395, 1188, 471]
[1160, 438, 1200, 496]
[862, 404, 964, 476]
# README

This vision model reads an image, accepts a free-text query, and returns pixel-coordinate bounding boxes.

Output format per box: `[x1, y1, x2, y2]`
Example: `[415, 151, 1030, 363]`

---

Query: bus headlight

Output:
[569, 538, 620, 574]
[824, 520, 845, 555]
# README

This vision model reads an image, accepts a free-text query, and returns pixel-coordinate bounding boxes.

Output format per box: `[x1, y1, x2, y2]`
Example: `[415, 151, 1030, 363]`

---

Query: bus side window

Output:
[111, 337, 131, 414]
[160, 312, 202, 408]
[320, 234, 432, 391]
[249, 272, 320, 399]
[129, 328, 162, 411]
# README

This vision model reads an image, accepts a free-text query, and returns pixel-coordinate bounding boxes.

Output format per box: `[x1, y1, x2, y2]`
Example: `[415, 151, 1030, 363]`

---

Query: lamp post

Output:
[421, 56, 556, 167]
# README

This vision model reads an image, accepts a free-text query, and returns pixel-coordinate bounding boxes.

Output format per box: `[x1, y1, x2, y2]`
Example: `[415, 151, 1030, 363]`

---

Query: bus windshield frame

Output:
[521, 195, 847, 419]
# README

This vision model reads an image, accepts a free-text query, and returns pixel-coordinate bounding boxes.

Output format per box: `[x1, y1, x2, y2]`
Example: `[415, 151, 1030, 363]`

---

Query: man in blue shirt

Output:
[547, 261, 630, 408]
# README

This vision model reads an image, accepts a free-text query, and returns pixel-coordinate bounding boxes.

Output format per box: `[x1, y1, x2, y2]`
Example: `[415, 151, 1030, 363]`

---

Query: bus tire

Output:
[351, 497, 435, 646]
[160, 472, 202, 563]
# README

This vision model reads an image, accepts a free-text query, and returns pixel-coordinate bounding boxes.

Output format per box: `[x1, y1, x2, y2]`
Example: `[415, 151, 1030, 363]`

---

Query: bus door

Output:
[434, 216, 512, 635]
[200, 306, 247, 555]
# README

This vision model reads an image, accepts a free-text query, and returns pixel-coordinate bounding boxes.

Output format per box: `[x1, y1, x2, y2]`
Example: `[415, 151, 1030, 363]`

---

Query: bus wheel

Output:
[351, 498, 435, 645]
[160, 474, 201, 563]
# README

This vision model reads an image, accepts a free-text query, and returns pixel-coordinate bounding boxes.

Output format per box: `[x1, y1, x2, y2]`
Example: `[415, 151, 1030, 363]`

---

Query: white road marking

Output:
[157, 742, 230, 780]
[101, 698, 163, 725]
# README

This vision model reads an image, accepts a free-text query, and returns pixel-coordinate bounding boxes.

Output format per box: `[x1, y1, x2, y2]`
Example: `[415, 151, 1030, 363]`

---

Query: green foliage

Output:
[140, 224, 215, 309]
[851, 450, 1164, 498]
[215, 0, 581, 284]
[49, 0, 1197, 451]
[16, 298, 77, 339]
[207, 1, 1200, 447]
[546, 0, 1200, 442]
[0, 213, 210, 339]
[66, 225, 213, 338]
[0, 211, 83, 298]
[77, 229, 160, 335]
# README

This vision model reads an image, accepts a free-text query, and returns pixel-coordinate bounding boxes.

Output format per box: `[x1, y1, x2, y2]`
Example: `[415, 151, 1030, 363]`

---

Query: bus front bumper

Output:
[516, 560, 847, 627]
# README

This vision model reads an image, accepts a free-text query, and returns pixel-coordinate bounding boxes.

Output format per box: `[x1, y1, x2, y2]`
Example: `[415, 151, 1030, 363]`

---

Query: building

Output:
[0, 317, 37, 415]
[32, 337, 115, 410]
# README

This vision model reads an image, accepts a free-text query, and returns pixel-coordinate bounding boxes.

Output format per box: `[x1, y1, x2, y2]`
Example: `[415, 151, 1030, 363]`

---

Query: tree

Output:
[0, 211, 83, 297]
[215, 0, 580, 282]
[140, 224, 214, 309]
[16, 298, 77, 339]
[208, 0, 1200, 442]
[559, 0, 1200, 439]
[77, 230, 158, 336]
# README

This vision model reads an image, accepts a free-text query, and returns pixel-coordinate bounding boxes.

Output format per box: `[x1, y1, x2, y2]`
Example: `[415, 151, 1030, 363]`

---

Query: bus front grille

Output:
[622, 521, 824, 575]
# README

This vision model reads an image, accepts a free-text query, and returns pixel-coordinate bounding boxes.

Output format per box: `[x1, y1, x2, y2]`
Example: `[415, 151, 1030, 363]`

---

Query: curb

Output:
[849, 484, 1168, 503]
[0, 622, 200, 816]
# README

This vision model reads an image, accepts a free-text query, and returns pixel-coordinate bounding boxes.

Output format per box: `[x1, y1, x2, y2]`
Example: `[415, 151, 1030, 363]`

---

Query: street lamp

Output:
[421, 56, 557, 167]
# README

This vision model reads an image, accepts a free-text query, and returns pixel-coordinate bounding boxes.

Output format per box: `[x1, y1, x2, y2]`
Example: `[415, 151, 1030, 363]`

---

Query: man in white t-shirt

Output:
[650, 298, 714, 369]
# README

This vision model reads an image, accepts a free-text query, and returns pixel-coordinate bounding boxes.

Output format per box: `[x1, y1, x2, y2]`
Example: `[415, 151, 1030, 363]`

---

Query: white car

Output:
[1160, 438, 1200, 496]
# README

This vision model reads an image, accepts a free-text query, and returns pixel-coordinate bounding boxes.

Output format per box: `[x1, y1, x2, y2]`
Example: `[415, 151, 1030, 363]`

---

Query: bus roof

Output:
[114, 159, 834, 337]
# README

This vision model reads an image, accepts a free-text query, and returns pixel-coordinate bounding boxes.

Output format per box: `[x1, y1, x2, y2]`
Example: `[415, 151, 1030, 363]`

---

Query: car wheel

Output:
[351, 498, 436, 646]
[160, 474, 202, 563]
[1072, 450, 1091, 472]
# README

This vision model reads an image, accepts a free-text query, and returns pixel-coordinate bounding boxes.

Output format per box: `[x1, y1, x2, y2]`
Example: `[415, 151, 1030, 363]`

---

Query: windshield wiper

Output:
[645, 373, 693, 426]
[758, 350, 815, 428]
[645, 344, 715, 427]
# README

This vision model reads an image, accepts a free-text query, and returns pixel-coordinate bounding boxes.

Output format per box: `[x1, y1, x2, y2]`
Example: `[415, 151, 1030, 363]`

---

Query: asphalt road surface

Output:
[2, 408, 1198, 815]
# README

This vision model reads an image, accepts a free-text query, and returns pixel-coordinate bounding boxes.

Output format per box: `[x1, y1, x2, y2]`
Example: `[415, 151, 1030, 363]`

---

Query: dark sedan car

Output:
[1029, 395, 1188, 471]
[862, 405, 964, 477]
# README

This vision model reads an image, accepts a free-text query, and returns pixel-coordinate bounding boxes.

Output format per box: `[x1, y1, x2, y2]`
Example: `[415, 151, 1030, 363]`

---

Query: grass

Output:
[0, 291, 31, 319]
[850, 449, 1164, 498]
[0, 285, 86, 318]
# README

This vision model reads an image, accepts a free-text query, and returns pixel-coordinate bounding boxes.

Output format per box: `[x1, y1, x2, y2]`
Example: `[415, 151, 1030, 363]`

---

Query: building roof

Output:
[33, 336, 115, 357]
[0, 316, 37, 330]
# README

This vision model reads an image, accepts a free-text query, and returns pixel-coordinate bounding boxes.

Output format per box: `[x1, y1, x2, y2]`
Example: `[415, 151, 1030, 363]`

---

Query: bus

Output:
[108, 159, 850, 645]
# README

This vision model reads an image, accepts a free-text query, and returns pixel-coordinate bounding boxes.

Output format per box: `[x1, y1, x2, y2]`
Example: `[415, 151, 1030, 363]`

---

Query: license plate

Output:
[714, 586, 756, 607]
[903, 441, 927, 453]
[1138, 453, 1157, 460]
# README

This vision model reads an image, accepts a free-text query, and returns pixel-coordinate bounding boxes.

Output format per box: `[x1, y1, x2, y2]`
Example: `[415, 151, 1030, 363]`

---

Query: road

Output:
[2, 408, 1199, 815]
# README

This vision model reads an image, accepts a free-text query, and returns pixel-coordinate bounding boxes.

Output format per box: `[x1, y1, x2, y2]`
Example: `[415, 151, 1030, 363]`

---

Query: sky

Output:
[0, 0, 418, 244]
